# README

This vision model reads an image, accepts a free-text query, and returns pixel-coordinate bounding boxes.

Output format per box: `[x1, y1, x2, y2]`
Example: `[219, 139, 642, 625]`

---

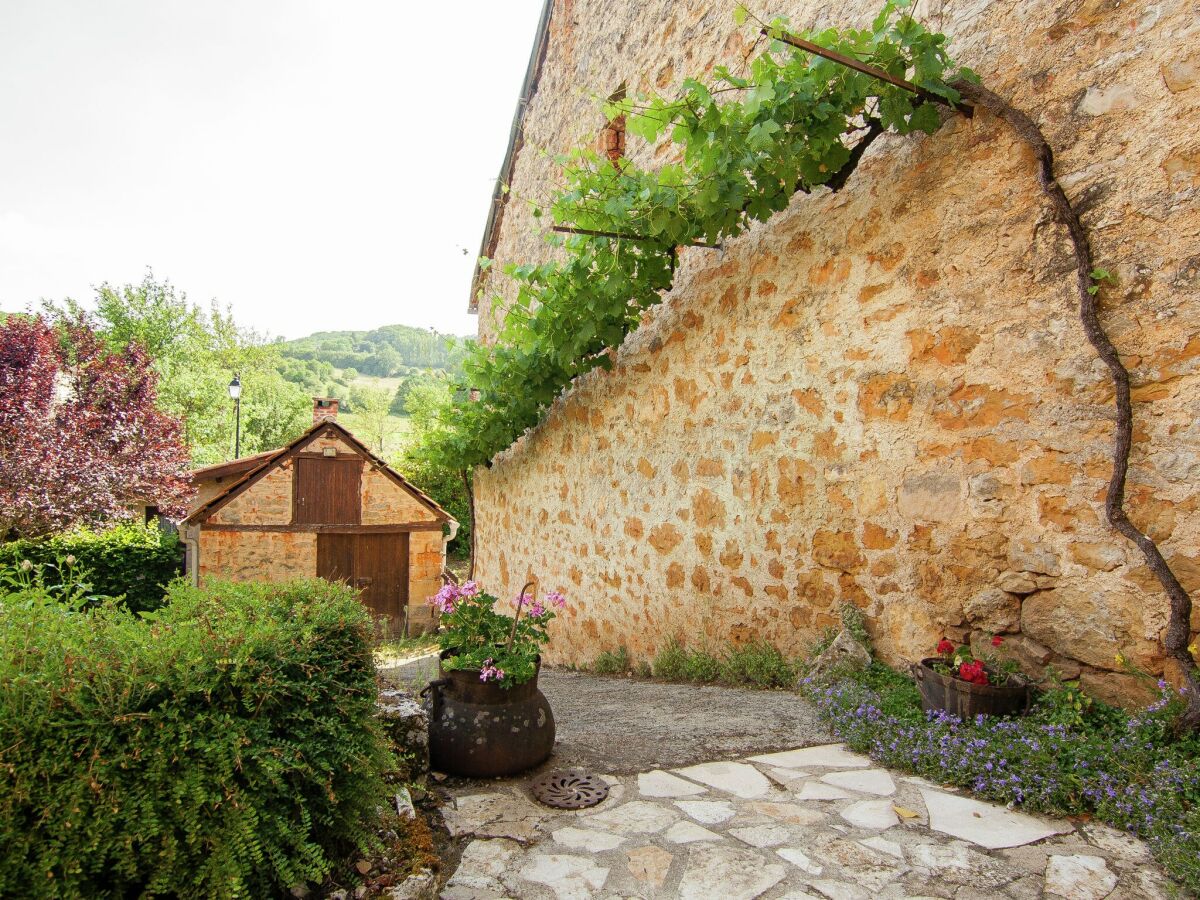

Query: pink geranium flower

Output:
[430, 583, 460, 615]
[479, 658, 506, 682]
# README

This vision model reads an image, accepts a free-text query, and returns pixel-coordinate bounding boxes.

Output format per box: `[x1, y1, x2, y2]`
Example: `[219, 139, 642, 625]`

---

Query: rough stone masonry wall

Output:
[198, 530, 317, 583]
[362, 468, 441, 525]
[471, 0, 1200, 706]
[209, 464, 294, 526]
[408, 529, 449, 634]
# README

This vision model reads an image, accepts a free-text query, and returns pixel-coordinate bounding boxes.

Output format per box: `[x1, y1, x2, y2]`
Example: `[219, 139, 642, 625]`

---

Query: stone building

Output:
[466, 0, 1200, 705]
[182, 399, 456, 635]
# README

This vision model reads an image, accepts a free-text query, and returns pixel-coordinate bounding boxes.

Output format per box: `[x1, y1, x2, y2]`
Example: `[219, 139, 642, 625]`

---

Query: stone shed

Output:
[466, 0, 1200, 705]
[182, 400, 456, 635]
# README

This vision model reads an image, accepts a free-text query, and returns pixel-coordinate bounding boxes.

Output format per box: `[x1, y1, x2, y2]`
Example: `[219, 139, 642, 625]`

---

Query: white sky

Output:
[0, 0, 547, 339]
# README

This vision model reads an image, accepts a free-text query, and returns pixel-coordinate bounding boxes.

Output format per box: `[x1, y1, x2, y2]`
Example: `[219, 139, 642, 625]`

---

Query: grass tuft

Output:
[591, 646, 630, 676]
[651, 637, 798, 689]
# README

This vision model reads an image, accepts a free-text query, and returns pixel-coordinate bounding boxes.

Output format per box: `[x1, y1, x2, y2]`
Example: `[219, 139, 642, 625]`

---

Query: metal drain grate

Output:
[529, 769, 610, 810]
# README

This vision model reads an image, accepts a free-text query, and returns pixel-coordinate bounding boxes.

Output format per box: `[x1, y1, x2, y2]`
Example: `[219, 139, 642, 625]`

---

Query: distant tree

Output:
[389, 372, 437, 416]
[347, 386, 395, 454]
[44, 273, 309, 465]
[373, 346, 402, 377]
[0, 315, 193, 539]
[393, 376, 469, 555]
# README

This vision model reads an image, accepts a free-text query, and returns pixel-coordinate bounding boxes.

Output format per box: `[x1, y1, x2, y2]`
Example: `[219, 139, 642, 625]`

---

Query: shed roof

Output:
[190, 451, 275, 483]
[182, 419, 455, 527]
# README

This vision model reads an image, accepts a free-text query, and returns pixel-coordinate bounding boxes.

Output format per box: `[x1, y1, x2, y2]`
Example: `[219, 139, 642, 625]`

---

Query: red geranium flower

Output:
[936, 638, 955, 655]
[958, 660, 989, 685]
[991, 635, 1004, 647]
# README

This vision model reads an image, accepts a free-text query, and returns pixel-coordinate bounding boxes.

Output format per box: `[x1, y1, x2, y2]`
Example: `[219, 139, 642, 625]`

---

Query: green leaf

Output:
[908, 102, 941, 134]
[414, 2, 973, 471]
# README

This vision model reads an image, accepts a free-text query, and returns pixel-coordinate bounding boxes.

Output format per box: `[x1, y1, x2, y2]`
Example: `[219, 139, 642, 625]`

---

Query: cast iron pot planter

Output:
[913, 658, 1032, 719]
[424, 650, 555, 778]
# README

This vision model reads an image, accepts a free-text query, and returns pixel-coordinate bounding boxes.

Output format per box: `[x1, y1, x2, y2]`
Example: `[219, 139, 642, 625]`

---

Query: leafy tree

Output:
[0, 315, 193, 538]
[45, 273, 309, 465]
[345, 385, 395, 454]
[373, 345, 402, 377]
[394, 376, 469, 555]
[389, 371, 438, 416]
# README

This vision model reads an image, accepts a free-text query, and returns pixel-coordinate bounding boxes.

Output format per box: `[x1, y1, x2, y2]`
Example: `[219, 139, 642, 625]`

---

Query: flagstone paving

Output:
[437, 743, 1172, 900]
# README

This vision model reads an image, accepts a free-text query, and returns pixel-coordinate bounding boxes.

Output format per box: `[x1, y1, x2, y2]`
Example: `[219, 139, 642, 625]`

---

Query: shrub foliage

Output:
[0, 521, 183, 613]
[0, 578, 392, 898]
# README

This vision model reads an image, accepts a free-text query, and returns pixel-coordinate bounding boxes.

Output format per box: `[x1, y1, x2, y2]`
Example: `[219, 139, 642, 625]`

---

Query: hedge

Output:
[0, 578, 393, 898]
[0, 521, 183, 613]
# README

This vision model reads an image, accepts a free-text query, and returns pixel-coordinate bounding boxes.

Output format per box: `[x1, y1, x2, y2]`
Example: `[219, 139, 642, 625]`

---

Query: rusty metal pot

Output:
[423, 650, 555, 778]
[913, 658, 1031, 719]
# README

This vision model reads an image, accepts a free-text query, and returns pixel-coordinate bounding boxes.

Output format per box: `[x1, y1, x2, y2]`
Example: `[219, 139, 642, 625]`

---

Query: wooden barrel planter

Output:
[424, 650, 555, 778]
[913, 658, 1031, 719]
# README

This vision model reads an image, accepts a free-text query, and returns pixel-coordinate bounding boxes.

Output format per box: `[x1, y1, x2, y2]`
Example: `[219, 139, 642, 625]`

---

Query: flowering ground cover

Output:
[803, 662, 1200, 893]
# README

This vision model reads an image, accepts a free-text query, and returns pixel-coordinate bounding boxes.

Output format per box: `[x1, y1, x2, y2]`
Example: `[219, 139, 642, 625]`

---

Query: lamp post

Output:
[228, 374, 242, 459]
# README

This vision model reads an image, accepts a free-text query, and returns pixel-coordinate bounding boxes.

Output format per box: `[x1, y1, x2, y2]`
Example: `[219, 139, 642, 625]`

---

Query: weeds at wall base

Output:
[585, 637, 798, 690]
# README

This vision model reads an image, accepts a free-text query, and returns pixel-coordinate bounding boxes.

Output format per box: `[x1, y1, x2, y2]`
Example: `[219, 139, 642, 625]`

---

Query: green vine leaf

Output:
[415, 2, 967, 471]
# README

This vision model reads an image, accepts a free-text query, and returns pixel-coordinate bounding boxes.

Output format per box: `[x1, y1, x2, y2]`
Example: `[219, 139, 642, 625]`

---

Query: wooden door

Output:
[354, 533, 408, 630]
[316, 532, 408, 634]
[294, 457, 362, 524]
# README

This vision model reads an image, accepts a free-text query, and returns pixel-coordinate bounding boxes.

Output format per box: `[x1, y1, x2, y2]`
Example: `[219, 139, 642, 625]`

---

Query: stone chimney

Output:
[313, 397, 339, 424]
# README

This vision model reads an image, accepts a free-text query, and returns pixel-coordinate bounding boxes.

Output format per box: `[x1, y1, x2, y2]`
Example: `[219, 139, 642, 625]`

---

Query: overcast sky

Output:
[0, 0, 546, 339]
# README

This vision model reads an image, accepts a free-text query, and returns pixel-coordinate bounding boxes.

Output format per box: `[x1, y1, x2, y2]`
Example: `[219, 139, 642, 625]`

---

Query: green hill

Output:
[279, 324, 467, 378]
[272, 324, 467, 400]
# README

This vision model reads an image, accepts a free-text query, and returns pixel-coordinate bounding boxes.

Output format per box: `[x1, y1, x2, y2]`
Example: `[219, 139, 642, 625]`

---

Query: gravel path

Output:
[379, 656, 832, 774]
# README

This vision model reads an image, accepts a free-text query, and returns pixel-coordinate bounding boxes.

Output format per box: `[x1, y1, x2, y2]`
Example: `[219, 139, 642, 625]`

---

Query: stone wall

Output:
[209, 463, 293, 526]
[191, 478, 229, 512]
[363, 468, 441, 525]
[471, 0, 1200, 705]
[198, 529, 317, 583]
[408, 530, 448, 634]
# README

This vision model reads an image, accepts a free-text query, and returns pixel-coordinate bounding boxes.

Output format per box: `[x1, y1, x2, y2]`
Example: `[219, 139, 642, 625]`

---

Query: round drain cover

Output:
[529, 769, 610, 809]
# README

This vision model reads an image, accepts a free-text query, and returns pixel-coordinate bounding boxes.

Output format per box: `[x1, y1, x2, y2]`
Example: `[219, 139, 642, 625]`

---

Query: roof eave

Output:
[468, 0, 556, 314]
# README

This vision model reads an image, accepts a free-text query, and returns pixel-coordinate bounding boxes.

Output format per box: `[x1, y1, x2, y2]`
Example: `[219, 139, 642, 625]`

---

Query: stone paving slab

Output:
[438, 743, 1173, 900]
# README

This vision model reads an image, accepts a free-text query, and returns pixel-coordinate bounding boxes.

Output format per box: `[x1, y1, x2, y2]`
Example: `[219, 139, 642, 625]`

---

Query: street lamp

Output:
[228, 374, 242, 459]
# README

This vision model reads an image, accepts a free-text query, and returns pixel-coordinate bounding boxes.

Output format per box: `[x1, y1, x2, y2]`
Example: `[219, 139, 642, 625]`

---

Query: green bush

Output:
[0, 578, 393, 899]
[652, 636, 690, 680]
[718, 641, 797, 689]
[683, 646, 724, 683]
[591, 646, 630, 675]
[0, 521, 182, 613]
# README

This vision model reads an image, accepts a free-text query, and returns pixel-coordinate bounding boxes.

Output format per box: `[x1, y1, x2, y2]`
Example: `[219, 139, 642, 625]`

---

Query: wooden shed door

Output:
[316, 532, 409, 631]
[294, 457, 362, 524]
